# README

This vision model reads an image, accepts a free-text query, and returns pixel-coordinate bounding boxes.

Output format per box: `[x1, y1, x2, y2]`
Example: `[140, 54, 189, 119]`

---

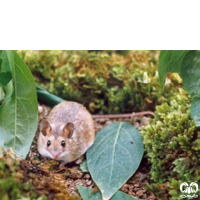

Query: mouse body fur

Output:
[38, 101, 95, 164]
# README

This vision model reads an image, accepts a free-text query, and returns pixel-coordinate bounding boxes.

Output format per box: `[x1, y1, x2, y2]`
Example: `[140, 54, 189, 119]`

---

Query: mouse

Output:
[38, 101, 95, 164]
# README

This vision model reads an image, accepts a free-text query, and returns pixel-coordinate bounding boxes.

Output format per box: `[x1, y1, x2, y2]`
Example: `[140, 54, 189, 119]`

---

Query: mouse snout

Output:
[50, 149, 61, 158]
[52, 152, 59, 158]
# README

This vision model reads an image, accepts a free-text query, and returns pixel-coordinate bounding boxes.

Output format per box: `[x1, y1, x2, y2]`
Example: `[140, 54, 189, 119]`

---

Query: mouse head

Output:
[39, 120, 74, 160]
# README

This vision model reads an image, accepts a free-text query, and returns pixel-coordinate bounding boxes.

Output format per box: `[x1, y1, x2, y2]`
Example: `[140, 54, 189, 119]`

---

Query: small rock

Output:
[98, 118, 106, 124]
[128, 191, 132, 195]
[142, 194, 148, 199]
[86, 180, 92, 186]
[134, 188, 140, 192]
[122, 188, 129, 193]
[75, 179, 83, 186]
[75, 158, 83, 165]
[134, 122, 140, 129]
[134, 184, 140, 188]
[38, 105, 43, 113]
[106, 121, 112, 125]
[139, 173, 148, 181]
[84, 174, 90, 179]
[141, 116, 149, 125]
[136, 190, 144, 197]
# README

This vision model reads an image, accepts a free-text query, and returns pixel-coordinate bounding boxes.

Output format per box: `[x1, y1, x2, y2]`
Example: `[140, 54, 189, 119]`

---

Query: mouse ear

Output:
[63, 122, 74, 138]
[40, 120, 51, 136]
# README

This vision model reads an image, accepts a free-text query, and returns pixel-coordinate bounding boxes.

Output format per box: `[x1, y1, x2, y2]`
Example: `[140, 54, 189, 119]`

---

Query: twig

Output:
[92, 111, 154, 119]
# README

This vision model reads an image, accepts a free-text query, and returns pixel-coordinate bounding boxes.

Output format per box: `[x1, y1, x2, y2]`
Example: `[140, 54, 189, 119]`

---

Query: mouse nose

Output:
[52, 153, 59, 158]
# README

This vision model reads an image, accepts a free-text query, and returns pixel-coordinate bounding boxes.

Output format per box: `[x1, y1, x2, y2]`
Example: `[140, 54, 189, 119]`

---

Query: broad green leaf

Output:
[87, 122, 144, 200]
[77, 185, 144, 200]
[0, 51, 38, 158]
[112, 191, 145, 200]
[180, 51, 200, 97]
[37, 86, 65, 107]
[80, 160, 89, 172]
[167, 51, 189, 72]
[191, 97, 200, 127]
[158, 50, 189, 88]
[158, 51, 175, 88]
[6, 50, 14, 66]
[5, 79, 14, 98]
[0, 51, 12, 87]
[0, 72, 12, 87]
[77, 185, 102, 200]
[0, 50, 12, 73]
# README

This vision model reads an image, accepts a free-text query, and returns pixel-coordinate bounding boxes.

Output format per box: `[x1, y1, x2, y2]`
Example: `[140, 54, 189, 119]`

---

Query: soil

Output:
[26, 104, 158, 200]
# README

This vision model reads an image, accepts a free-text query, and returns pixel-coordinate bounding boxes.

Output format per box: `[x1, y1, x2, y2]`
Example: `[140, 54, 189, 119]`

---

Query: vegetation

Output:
[158, 50, 200, 127]
[141, 93, 200, 199]
[77, 185, 143, 200]
[0, 50, 38, 159]
[0, 148, 81, 200]
[18, 50, 182, 114]
[84, 122, 144, 200]
[0, 149, 47, 200]
[1, 50, 199, 199]
[1, 51, 145, 200]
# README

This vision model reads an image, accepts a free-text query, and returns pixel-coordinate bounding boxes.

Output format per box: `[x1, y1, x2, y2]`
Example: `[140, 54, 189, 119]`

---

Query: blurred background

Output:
[18, 50, 183, 114]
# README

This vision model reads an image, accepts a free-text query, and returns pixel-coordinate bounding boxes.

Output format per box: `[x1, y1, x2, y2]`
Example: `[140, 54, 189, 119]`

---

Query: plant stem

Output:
[92, 111, 154, 119]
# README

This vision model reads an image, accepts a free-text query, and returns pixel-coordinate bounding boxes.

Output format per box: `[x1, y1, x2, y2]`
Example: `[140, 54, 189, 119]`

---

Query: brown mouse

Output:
[38, 101, 95, 164]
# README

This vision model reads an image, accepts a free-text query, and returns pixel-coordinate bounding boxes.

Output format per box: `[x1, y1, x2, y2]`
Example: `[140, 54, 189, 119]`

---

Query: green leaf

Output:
[6, 50, 14, 65]
[77, 185, 102, 200]
[0, 87, 5, 101]
[87, 122, 144, 200]
[112, 191, 145, 200]
[191, 96, 200, 127]
[0, 52, 3, 71]
[80, 160, 89, 172]
[0, 72, 12, 87]
[0, 58, 2, 70]
[77, 185, 145, 200]
[180, 51, 200, 97]
[158, 50, 189, 88]
[0, 50, 12, 73]
[37, 86, 65, 107]
[0, 51, 12, 86]
[0, 51, 38, 158]
[166, 51, 189, 72]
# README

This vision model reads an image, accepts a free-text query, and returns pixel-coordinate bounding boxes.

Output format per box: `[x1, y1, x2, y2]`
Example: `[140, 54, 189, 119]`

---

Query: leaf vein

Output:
[91, 146, 113, 170]
[88, 129, 116, 155]
[107, 122, 122, 191]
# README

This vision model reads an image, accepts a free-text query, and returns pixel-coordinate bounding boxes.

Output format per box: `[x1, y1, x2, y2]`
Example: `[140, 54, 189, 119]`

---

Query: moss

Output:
[17, 50, 182, 114]
[0, 152, 80, 200]
[0, 156, 46, 200]
[141, 93, 200, 199]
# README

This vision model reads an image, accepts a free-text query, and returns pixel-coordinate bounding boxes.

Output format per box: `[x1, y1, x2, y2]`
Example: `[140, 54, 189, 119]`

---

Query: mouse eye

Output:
[47, 140, 51, 147]
[61, 140, 65, 147]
